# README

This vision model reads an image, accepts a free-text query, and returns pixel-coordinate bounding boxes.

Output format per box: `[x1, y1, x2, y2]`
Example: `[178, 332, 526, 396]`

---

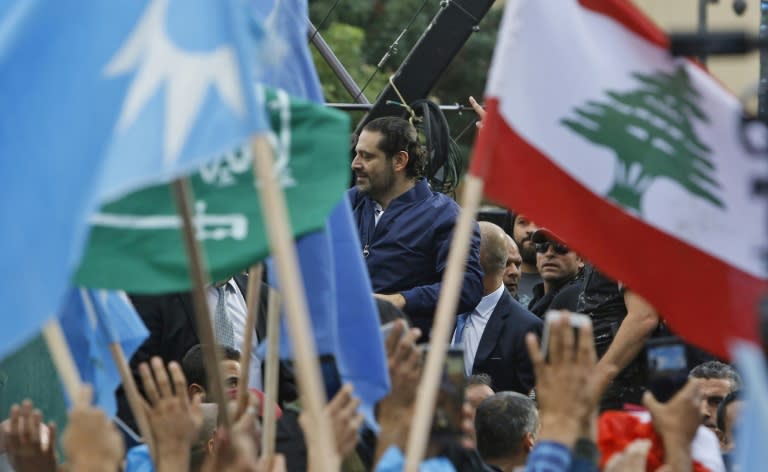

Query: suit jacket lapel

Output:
[178, 293, 198, 339]
[473, 291, 511, 370]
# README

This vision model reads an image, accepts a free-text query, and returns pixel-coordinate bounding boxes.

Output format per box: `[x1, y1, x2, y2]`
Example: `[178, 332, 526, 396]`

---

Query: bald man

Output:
[452, 222, 543, 394]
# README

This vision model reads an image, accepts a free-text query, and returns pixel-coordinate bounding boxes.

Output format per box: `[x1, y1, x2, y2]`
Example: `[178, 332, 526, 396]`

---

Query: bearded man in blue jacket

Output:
[348, 116, 484, 339]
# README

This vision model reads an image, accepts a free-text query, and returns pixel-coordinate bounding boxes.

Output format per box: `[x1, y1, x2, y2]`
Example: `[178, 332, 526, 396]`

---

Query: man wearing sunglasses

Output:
[527, 229, 584, 317]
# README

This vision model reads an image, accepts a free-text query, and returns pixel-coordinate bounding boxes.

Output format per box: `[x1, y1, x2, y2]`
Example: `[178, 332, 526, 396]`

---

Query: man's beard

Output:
[517, 238, 537, 265]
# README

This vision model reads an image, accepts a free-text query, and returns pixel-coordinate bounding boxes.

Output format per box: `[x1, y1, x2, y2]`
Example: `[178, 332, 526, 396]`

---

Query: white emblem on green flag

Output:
[75, 88, 350, 293]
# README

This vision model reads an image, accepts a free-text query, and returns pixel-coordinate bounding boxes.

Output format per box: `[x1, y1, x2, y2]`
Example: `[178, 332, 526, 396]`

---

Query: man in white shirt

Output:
[453, 222, 543, 394]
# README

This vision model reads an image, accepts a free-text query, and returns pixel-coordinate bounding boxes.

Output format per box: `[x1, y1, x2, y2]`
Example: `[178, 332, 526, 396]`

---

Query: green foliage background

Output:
[308, 0, 503, 154]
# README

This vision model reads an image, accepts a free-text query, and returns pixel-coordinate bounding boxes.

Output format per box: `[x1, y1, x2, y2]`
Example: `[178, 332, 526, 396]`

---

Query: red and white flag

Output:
[471, 0, 766, 358]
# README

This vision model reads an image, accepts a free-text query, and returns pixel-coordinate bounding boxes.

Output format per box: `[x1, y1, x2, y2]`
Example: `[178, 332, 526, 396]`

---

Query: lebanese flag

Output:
[471, 0, 766, 359]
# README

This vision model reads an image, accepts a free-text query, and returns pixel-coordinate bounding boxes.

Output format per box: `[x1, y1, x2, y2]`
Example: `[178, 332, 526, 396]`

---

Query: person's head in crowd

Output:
[689, 360, 741, 430]
[478, 222, 509, 295]
[503, 235, 523, 297]
[716, 390, 742, 453]
[465, 374, 495, 412]
[475, 391, 539, 470]
[532, 229, 583, 294]
[511, 214, 539, 272]
[182, 344, 242, 400]
[189, 403, 219, 472]
[352, 117, 428, 207]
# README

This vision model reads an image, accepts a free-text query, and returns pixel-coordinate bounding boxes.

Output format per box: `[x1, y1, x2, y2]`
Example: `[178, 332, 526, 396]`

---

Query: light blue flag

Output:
[59, 288, 149, 417]
[731, 340, 768, 471]
[0, 0, 267, 360]
[267, 199, 390, 424]
[249, 0, 325, 103]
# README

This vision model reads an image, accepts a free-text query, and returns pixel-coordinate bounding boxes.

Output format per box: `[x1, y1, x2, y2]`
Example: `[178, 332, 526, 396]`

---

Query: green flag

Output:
[75, 89, 350, 293]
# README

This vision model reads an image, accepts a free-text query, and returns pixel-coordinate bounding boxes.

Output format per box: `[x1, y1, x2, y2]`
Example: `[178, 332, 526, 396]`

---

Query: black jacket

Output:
[471, 290, 543, 394]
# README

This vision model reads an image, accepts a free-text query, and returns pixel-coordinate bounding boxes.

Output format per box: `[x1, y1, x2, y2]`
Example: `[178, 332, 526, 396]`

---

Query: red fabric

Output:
[470, 99, 762, 359]
[598, 412, 710, 472]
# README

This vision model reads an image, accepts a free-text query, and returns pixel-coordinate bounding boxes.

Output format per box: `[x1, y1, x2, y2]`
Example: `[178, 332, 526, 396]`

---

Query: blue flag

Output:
[59, 288, 149, 417]
[249, 0, 325, 103]
[731, 340, 768, 471]
[268, 199, 390, 423]
[0, 0, 267, 360]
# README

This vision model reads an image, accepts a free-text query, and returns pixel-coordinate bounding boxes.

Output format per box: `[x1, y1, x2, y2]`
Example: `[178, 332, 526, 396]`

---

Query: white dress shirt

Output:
[455, 284, 505, 376]
[206, 279, 262, 389]
[373, 201, 384, 226]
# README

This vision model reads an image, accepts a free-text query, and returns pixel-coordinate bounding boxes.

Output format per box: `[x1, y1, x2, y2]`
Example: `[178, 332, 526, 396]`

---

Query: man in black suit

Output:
[453, 222, 543, 395]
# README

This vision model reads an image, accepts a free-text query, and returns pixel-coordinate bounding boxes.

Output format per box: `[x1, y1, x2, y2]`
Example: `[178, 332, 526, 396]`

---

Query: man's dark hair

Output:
[689, 361, 742, 390]
[716, 389, 742, 434]
[475, 392, 538, 461]
[467, 373, 493, 389]
[362, 117, 427, 178]
[182, 344, 241, 391]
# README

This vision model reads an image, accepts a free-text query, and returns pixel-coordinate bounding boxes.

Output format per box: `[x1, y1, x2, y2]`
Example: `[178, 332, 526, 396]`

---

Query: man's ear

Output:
[523, 431, 536, 452]
[392, 150, 410, 173]
[188, 383, 206, 401]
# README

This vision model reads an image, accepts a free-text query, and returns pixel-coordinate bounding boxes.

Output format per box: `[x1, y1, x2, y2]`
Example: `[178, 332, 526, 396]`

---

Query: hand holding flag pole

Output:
[260, 289, 282, 466]
[251, 135, 339, 471]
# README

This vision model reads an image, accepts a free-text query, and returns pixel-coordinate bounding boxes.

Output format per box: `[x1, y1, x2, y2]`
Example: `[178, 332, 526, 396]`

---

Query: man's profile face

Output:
[535, 239, 581, 285]
[503, 238, 523, 296]
[512, 215, 539, 266]
[352, 130, 396, 200]
[221, 359, 241, 390]
[698, 377, 734, 430]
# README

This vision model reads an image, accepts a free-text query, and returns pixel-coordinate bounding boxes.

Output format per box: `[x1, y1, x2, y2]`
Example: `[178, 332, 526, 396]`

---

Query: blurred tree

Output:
[309, 0, 503, 153]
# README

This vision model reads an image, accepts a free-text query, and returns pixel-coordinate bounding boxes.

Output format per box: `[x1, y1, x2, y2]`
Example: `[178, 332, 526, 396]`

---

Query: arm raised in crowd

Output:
[2, 400, 57, 472]
[374, 321, 423, 464]
[61, 386, 124, 472]
[643, 379, 703, 472]
[138, 357, 203, 472]
[594, 290, 659, 393]
[523, 312, 607, 472]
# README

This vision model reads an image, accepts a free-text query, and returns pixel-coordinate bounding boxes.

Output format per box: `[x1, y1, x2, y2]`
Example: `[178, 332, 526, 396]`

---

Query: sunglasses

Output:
[535, 241, 570, 255]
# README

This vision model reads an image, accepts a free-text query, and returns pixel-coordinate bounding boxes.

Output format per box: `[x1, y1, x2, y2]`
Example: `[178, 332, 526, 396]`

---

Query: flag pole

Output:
[237, 263, 264, 407]
[403, 173, 485, 471]
[109, 342, 155, 459]
[251, 135, 339, 471]
[260, 288, 281, 465]
[42, 319, 82, 402]
[171, 178, 231, 428]
[79, 288, 157, 460]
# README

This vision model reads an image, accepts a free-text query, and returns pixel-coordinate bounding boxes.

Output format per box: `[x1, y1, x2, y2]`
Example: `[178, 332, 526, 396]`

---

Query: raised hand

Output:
[61, 385, 124, 471]
[3, 400, 56, 472]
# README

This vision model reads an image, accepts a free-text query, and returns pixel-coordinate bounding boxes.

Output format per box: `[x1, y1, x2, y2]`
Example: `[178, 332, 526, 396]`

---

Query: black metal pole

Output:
[759, 0, 768, 122]
[307, 20, 370, 104]
[326, 102, 472, 112]
[698, 0, 710, 65]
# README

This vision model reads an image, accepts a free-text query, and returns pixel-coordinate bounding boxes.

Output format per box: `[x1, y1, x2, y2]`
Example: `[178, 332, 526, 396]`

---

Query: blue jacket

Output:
[348, 179, 483, 337]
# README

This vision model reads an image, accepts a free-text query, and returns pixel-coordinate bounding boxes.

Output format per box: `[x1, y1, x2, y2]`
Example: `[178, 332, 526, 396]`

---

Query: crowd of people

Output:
[0, 115, 754, 471]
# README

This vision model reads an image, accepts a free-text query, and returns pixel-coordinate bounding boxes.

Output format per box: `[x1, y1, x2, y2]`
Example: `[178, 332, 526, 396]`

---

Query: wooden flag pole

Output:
[251, 135, 339, 471]
[109, 342, 155, 459]
[42, 319, 82, 402]
[171, 178, 231, 428]
[238, 264, 264, 405]
[260, 288, 282, 464]
[403, 174, 484, 472]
